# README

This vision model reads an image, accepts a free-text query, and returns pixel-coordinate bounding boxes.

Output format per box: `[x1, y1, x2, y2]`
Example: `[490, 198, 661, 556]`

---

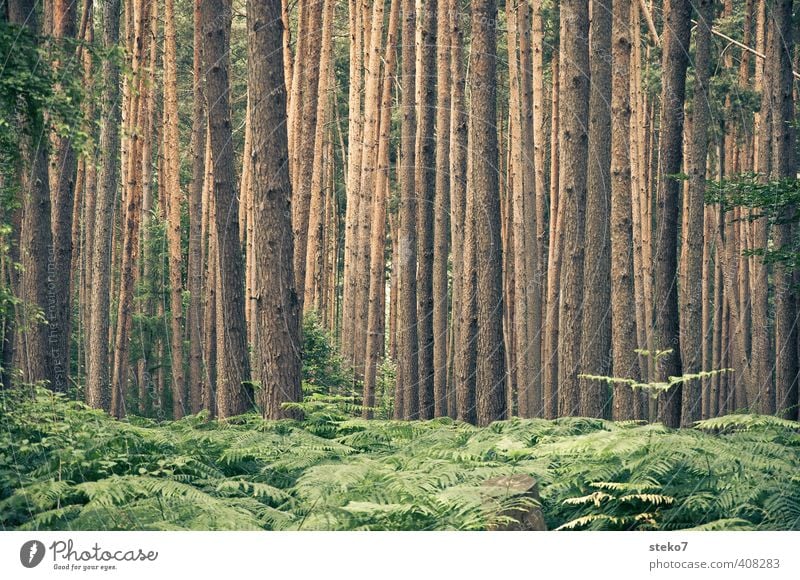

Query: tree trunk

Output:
[49, 0, 78, 393]
[397, 0, 419, 420]
[363, 0, 399, 419]
[164, 0, 185, 418]
[247, 0, 303, 419]
[654, 0, 691, 427]
[580, 0, 613, 418]
[557, 0, 590, 417]
[204, 0, 251, 417]
[432, 0, 451, 418]
[609, 0, 639, 420]
[471, 0, 506, 426]
[679, 0, 713, 425]
[187, 0, 206, 414]
[770, 0, 798, 419]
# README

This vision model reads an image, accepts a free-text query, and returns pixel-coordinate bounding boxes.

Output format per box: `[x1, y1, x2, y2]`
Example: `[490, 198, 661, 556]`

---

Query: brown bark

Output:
[164, 0, 185, 418]
[654, 0, 691, 427]
[187, 0, 206, 414]
[471, 0, 506, 426]
[363, 0, 399, 418]
[679, 0, 713, 425]
[247, 0, 303, 419]
[49, 0, 78, 393]
[204, 0, 251, 417]
[10, 0, 55, 390]
[580, 0, 613, 418]
[397, 0, 419, 420]
[432, 0, 451, 418]
[557, 0, 590, 417]
[609, 0, 639, 420]
[770, 0, 798, 419]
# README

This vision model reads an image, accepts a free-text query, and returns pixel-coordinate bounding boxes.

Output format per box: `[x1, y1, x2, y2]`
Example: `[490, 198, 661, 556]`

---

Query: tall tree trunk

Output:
[9, 0, 55, 390]
[187, 0, 206, 414]
[557, 0, 590, 417]
[247, 0, 303, 419]
[85, 0, 119, 410]
[609, 0, 639, 420]
[432, 0, 451, 418]
[363, 0, 399, 419]
[304, 0, 335, 316]
[771, 0, 798, 419]
[471, 0, 506, 426]
[49, 0, 78, 393]
[397, 0, 419, 420]
[414, 0, 436, 418]
[292, 0, 323, 311]
[204, 0, 251, 417]
[450, 0, 472, 422]
[679, 0, 713, 425]
[543, 54, 561, 419]
[654, 0, 691, 427]
[580, 0, 612, 418]
[164, 0, 185, 418]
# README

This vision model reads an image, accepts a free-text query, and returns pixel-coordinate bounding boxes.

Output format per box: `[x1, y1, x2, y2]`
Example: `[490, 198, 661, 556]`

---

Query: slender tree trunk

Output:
[50, 0, 78, 393]
[397, 0, 419, 420]
[304, 0, 335, 316]
[580, 0, 613, 418]
[609, 0, 639, 420]
[187, 0, 206, 414]
[450, 1, 472, 422]
[771, 0, 798, 419]
[654, 0, 691, 427]
[679, 0, 713, 425]
[557, 0, 590, 417]
[543, 54, 561, 419]
[9, 0, 55, 390]
[164, 0, 185, 418]
[204, 0, 251, 417]
[432, 0, 451, 418]
[248, 0, 303, 419]
[364, 0, 399, 419]
[471, 0, 506, 426]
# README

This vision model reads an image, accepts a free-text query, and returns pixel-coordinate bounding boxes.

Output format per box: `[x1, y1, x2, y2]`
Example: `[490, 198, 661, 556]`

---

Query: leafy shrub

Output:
[1, 389, 798, 531]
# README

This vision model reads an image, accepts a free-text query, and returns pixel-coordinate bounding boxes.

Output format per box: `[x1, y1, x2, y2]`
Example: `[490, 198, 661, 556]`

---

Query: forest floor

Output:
[1, 389, 798, 531]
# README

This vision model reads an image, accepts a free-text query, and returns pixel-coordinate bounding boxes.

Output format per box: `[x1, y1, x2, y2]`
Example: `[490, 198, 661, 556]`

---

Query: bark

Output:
[164, 0, 185, 418]
[580, 0, 613, 418]
[433, 0, 451, 417]
[341, 0, 365, 367]
[414, 0, 436, 418]
[654, 0, 691, 427]
[9, 0, 55, 390]
[49, 0, 78, 393]
[471, 0, 506, 426]
[292, 0, 323, 310]
[557, 0, 590, 417]
[188, 0, 206, 414]
[397, 0, 419, 420]
[609, 0, 639, 420]
[247, 0, 303, 419]
[770, 0, 798, 419]
[679, 0, 713, 425]
[542, 54, 560, 419]
[450, 1, 473, 423]
[204, 0, 251, 417]
[303, 0, 335, 315]
[363, 0, 399, 418]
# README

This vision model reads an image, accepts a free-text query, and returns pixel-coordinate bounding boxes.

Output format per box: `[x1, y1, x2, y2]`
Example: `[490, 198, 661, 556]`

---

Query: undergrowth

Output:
[1, 388, 798, 531]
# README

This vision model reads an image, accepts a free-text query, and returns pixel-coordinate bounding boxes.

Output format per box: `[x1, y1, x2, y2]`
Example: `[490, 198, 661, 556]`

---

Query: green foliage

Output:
[580, 349, 732, 400]
[1, 388, 798, 531]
